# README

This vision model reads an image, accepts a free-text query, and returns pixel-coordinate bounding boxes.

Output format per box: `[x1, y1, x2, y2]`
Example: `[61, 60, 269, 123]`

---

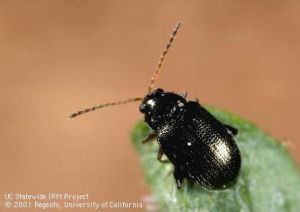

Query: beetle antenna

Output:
[148, 22, 181, 93]
[69, 97, 143, 118]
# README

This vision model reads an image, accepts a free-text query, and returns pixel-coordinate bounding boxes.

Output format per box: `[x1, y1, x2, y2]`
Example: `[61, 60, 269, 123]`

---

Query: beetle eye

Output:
[139, 103, 146, 113]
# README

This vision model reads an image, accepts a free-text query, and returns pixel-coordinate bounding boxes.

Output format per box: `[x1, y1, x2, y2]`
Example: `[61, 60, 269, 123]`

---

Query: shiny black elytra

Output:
[70, 22, 241, 190]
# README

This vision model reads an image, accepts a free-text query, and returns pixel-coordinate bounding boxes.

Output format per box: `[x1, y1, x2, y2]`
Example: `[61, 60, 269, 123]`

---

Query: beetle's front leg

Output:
[142, 132, 157, 144]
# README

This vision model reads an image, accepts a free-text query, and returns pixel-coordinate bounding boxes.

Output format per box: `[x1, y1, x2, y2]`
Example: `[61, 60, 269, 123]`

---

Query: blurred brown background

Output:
[1, 0, 300, 211]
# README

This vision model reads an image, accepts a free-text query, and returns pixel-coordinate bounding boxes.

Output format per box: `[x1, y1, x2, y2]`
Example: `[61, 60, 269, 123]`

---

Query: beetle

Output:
[70, 22, 241, 190]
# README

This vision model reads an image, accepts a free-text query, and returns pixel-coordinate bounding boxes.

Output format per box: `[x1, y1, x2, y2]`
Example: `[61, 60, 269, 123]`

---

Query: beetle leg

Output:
[224, 124, 238, 136]
[142, 132, 157, 144]
[173, 168, 184, 189]
[191, 98, 199, 103]
[179, 91, 188, 98]
[157, 146, 170, 163]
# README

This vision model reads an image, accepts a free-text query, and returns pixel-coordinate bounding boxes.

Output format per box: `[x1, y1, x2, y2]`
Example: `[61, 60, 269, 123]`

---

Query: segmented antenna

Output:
[148, 22, 182, 93]
[69, 97, 143, 118]
[70, 22, 181, 118]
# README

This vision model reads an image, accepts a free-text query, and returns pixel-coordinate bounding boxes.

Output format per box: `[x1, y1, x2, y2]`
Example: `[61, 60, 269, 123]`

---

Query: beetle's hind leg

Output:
[174, 168, 185, 189]
[157, 146, 170, 163]
[224, 124, 238, 136]
[142, 132, 157, 144]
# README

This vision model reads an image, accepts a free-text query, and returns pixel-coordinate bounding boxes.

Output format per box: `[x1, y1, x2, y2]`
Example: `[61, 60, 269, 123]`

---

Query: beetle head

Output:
[139, 88, 186, 130]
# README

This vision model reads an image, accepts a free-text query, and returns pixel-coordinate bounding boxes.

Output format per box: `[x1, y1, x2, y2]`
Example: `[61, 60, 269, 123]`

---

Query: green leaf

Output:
[131, 106, 300, 212]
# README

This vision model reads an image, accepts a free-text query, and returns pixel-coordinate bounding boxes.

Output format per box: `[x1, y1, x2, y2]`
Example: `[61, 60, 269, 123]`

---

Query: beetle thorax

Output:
[139, 89, 186, 131]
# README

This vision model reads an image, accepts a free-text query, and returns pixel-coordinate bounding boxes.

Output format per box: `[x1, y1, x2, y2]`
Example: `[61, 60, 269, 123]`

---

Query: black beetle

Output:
[70, 22, 241, 190]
